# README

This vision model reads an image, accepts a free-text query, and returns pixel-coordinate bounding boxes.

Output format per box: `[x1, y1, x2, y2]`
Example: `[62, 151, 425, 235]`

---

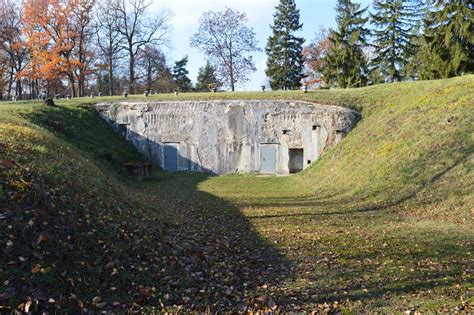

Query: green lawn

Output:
[0, 76, 473, 312]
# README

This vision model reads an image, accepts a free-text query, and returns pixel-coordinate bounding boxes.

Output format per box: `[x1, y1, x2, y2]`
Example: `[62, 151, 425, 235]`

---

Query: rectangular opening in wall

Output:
[282, 129, 290, 135]
[312, 125, 320, 130]
[335, 130, 345, 143]
[118, 123, 127, 135]
[163, 142, 179, 171]
[288, 148, 304, 174]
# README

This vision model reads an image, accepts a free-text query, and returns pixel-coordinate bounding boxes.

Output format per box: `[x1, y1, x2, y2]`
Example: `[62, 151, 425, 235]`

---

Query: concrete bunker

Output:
[95, 100, 360, 175]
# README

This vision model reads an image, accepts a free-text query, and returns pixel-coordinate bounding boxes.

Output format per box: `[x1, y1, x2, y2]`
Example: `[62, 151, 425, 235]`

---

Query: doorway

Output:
[260, 145, 277, 174]
[288, 148, 304, 173]
[163, 143, 179, 171]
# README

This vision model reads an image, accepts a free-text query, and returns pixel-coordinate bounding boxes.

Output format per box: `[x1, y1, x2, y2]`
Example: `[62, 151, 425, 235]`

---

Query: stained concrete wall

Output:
[95, 100, 360, 175]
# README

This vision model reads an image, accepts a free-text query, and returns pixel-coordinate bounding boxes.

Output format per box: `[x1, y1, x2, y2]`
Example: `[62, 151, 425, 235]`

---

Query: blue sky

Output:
[156, 0, 372, 90]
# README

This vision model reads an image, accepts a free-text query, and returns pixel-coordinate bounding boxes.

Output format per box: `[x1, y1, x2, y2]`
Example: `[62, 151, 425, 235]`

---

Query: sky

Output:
[154, 0, 372, 91]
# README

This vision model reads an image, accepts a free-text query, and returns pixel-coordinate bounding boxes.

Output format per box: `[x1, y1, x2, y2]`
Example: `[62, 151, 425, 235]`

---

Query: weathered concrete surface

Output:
[95, 100, 360, 175]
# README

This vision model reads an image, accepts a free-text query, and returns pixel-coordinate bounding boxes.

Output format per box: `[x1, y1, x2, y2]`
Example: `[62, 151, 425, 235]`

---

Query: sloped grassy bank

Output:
[205, 76, 473, 223]
[199, 76, 473, 311]
[0, 105, 289, 312]
[199, 76, 474, 312]
[0, 76, 473, 312]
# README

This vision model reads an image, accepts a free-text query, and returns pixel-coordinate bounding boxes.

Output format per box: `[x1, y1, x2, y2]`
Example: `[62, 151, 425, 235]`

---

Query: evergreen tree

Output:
[195, 61, 220, 92]
[417, 1, 473, 79]
[265, 0, 305, 90]
[370, 0, 424, 82]
[323, 0, 369, 88]
[172, 55, 193, 92]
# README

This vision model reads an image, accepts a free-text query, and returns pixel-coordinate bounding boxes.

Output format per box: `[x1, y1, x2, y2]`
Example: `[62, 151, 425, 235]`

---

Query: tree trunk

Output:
[31, 80, 34, 99]
[147, 64, 152, 92]
[229, 47, 235, 92]
[129, 49, 135, 94]
[16, 59, 23, 99]
[108, 54, 114, 96]
[229, 69, 235, 92]
[69, 76, 76, 98]
[79, 66, 86, 97]
[229, 41, 235, 92]
[16, 79, 22, 100]
[7, 67, 14, 99]
[78, 77, 84, 97]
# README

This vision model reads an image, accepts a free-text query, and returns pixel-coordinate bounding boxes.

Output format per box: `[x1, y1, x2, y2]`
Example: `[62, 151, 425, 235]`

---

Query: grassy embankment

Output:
[0, 76, 472, 312]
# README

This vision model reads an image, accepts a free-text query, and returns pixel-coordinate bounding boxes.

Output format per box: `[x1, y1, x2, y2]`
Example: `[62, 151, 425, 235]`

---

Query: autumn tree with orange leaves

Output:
[21, 0, 95, 97]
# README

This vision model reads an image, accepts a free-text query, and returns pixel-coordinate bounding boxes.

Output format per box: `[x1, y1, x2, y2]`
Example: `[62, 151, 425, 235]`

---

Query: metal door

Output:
[163, 143, 179, 171]
[260, 145, 277, 174]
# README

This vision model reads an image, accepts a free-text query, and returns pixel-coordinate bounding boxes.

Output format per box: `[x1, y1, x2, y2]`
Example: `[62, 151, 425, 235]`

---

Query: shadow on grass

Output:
[17, 105, 291, 311]
[287, 228, 471, 307]
[16, 104, 472, 311]
[246, 154, 471, 220]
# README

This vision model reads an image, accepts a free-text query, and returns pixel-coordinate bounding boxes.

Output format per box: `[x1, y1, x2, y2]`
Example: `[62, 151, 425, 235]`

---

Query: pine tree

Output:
[402, 1, 431, 80]
[418, 1, 473, 79]
[195, 61, 220, 92]
[172, 55, 193, 92]
[265, 0, 305, 90]
[370, 0, 424, 82]
[323, 0, 369, 88]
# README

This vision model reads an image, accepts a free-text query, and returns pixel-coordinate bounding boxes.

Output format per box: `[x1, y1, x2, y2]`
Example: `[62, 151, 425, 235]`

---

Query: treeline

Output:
[0, 0, 181, 100]
[0, 0, 472, 100]
[303, 0, 473, 88]
[0, 0, 168, 99]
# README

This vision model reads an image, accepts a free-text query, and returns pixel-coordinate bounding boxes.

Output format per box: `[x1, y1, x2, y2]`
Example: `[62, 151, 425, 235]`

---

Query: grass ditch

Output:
[0, 75, 472, 312]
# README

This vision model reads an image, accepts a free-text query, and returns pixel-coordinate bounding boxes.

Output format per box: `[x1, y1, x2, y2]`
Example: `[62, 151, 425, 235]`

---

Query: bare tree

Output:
[190, 8, 260, 91]
[71, 0, 95, 97]
[112, 0, 172, 94]
[0, 0, 28, 99]
[136, 44, 167, 93]
[94, 0, 124, 96]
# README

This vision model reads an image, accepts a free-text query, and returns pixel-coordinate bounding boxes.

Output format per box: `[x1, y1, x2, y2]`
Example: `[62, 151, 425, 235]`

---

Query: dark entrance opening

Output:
[288, 148, 304, 173]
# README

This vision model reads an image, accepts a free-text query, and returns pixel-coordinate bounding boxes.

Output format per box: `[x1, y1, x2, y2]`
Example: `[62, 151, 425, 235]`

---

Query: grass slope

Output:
[0, 76, 473, 312]
[201, 76, 474, 311]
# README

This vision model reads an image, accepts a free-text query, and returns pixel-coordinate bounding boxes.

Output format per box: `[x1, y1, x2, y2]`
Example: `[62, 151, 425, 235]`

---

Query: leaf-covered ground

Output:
[0, 76, 473, 312]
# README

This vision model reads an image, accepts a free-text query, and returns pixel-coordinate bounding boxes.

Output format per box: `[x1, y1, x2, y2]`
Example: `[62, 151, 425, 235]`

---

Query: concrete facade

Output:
[95, 100, 360, 175]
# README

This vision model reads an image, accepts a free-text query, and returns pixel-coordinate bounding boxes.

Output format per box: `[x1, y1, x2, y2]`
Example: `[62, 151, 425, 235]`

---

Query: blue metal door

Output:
[260, 145, 277, 174]
[163, 144, 178, 171]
